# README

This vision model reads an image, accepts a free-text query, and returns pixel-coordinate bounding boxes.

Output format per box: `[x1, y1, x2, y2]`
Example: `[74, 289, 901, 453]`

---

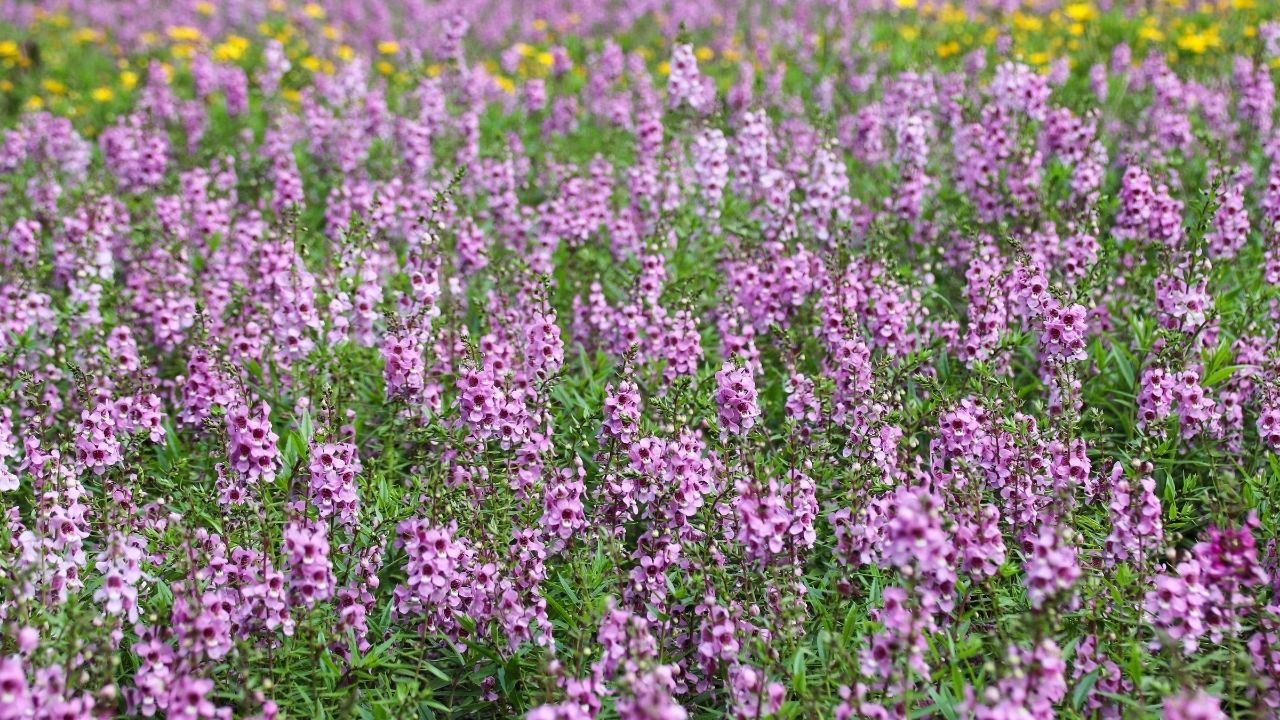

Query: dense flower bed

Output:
[1, 1, 1280, 718]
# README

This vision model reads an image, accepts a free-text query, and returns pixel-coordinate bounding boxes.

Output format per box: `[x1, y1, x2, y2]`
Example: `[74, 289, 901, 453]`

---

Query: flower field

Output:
[2, 0, 1280, 717]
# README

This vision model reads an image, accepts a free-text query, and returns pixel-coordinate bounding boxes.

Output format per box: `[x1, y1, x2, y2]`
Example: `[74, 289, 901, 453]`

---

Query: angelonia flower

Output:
[226, 402, 280, 482]
[1162, 689, 1228, 720]
[1104, 461, 1164, 567]
[308, 441, 361, 527]
[0, 4, 1276, 718]
[283, 520, 335, 607]
[1024, 525, 1081, 610]
[715, 361, 760, 439]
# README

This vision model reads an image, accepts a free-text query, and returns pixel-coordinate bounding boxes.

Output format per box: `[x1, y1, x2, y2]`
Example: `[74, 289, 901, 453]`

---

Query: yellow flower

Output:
[73, 28, 103, 43]
[1012, 13, 1043, 32]
[937, 40, 961, 58]
[722, 46, 742, 63]
[377, 40, 400, 55]
[1232, 0, 1256, 7]
[322, 25, 339, 40]
[695, 46, 713, 61]
[377, 60, 393, 75]
[899, 26, 920, 41]
[536, 51, 554, 67]
[533, 18, 548, 31]
[1139, 26, 1165, 42]
[171, 43, 195, 59]
[337, 44, 355, 61]
[1063, 2, 1097, 22]
[495, 75, 515, 93]
[939, 5, 966, 23]
[1028, 51, 1050, 65]
[513, 42, 533, 57]
[195, 1, 215, 15]
[657, 60, 671, 76]
[300, 56, 321, 72]
[42, 79, 65, 95]
[896, 0, 918, 7]
[167, 26, 202, 42]
[25, 95, 43, 110]
[0, 79, 11, 92]
[302, 3, 326, 19]
[91, 87, 113, 102]
[213, 35, 250, 62]
[426, 63, 443, 77]
[1176, 27, 1220, 54]
[282, 88, 301, 103]
[0, 40, 18, 59]
[1069, 22, 1085, 36]
[120, 70, 138, 89]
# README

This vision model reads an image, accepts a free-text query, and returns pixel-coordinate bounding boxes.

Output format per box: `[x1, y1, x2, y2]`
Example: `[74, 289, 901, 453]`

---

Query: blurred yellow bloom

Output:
[42, 79, 65, 94]
[300, 56, 321, 72]
[939, 5, 967, 23]
[722, 47, 742, 63]
[282, 88, 301, 103]
[1064, 2, 1096, 21]
[172, 43, 195, 58]
[536, 51, 554, 66]
[899, 26, 920, 40]
[91, 87, 113, 102]
[120, 70, 138, 89]
[377, 40, 400, 55]
[1233, 0, 1256, 7]
[322, 25, 340, 40]
[533, 19, 548, 31]
[213, 35, 250, 62]
[337, 45, 355, 61]
[1176, 27, 1220, 54]
[195, 1, 215, 15]
[495, 75, 514, 93]
[303, 3, 326, 19]
[167, 26, 202, 42]
[1028, 51, 1050, 65]
[937, 40, 961, 58]
[1013, 13, 1043, 32]
[377, 60, 393, 75]
[0, 41, 18, 59]
[657, 60, 671, 75]
[25, 96, 43, 110]
[1139, 26, 1165, 42]
[73, 28, 103, 43]
[0, 80, 12, 92]
[695, 46, 713, 61]
[1069, 22, 1085, 36]
[426, 64, 442, 77]
[896, 0, 918, 8]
